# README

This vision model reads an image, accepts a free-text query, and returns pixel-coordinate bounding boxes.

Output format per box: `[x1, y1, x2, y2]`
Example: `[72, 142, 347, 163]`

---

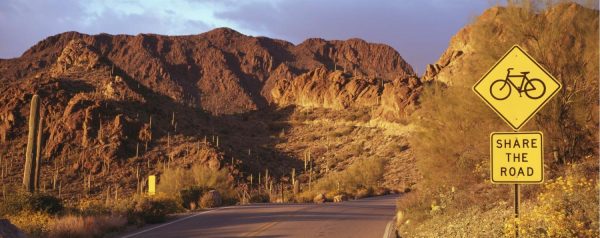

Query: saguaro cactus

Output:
[23, 94, 40, 192]
[34, 112, 44, 191]
[291, 168, 296, 186]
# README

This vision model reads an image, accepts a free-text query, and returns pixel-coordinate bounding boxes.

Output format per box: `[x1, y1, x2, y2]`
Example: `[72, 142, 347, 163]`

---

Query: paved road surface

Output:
[121, 194, 399, 238]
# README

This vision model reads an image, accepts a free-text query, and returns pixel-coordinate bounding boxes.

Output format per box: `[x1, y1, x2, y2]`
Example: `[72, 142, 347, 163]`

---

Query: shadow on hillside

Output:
[110, 63, 300, 177]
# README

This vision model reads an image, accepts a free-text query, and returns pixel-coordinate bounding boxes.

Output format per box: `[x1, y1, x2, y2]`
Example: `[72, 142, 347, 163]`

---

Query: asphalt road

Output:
[121, 194, 399, 238]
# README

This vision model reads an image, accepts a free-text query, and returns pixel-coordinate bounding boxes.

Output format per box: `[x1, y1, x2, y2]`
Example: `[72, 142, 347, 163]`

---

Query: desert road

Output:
[121, 194, 399, 238]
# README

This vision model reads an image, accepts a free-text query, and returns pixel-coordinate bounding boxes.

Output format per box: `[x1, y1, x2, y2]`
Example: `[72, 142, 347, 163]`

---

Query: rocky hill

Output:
[0, 28, 421, 200]
[422, 3, 598, 89]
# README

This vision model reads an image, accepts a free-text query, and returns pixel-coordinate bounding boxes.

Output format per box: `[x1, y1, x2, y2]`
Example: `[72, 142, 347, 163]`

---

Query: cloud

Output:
[214, 0, 490, 73]
[0, 0, 491, 73]
[0, 0, 219, 58]
[0, 0, 85, 58]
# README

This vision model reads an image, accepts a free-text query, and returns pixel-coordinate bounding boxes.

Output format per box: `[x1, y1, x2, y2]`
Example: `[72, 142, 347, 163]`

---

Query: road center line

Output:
[243, 205, 315, 237]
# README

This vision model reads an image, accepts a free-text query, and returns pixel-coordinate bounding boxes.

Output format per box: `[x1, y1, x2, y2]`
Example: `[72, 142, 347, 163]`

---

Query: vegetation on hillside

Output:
[398, 1, 599, 237]
[297, 156, 389, 202]
[0, 188, 181, 237]
[156, 164, 236, 208]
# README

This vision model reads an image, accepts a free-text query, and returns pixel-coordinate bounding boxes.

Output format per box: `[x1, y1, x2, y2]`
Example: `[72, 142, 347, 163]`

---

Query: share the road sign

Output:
[473, 45, 560, 185]
[490, 132, 543, 184]
[473, 45, 562, 131]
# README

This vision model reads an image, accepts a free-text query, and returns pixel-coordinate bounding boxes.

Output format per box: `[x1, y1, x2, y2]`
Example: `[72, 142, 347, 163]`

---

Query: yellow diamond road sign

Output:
[473, 45, 562, 130]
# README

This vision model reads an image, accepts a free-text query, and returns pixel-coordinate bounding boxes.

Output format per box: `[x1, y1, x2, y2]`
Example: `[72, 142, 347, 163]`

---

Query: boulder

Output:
[333, 194, 348, 203]
[313, 193, 326, 204]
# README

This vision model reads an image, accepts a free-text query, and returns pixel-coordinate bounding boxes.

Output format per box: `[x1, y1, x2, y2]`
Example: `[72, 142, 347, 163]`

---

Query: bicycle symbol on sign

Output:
[490, 68, 546, 100]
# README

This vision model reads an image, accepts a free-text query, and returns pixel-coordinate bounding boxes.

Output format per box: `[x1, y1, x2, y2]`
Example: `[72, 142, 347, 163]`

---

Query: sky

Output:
[0, 0, 493, 75]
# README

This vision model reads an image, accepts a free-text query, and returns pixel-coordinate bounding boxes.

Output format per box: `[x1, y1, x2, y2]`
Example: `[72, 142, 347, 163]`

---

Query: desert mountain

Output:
[0, 28, 421, 199]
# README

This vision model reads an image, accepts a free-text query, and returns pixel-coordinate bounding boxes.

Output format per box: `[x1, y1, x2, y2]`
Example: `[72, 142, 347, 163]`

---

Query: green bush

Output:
[114, 194, 182, 224]
[76, 199, 111, 216]
[6, 211, 53, 237]
[179, 186, 204, 209]
[0, 192, 63, 216]
[134, 195, 181, 223]
[199, 190, 222, 208]
[157, 164, 237, 206]
[301, 157, 387, 200]
[28, 193, 63, 215]
[249, 193, 270, 203]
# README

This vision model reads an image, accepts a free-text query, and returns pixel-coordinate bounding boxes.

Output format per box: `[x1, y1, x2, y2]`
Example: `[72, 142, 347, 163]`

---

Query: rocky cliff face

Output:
[2, 28, 418, 115]
[422, 3, 598, 88]
[0, 28, 421, 198]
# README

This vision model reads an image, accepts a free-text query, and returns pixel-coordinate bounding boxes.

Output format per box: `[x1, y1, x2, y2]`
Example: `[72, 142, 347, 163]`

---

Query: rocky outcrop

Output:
[9, 28, 418, 116]
[333, 194, 348, 202]
[0, 110, 16, 143]
[313, 193, 327, 204]
[51, 39, 101, 77]
[422, 50, 463, 83]
[422, 3, 598, 87]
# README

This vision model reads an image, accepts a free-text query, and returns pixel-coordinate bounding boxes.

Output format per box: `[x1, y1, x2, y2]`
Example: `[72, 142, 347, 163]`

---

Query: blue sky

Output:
[0, 0, 492, 74]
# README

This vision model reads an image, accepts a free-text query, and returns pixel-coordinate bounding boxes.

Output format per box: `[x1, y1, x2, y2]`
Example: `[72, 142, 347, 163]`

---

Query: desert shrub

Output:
[114, 194, 182, 224]
[305, 157, 387, 199]
[48, 214, 127, 238]
[343, 108, 371, 122]
[199, 190, 222, 208]
[250, 193, 270, 203]
[504, 173, 599, 237]
[411, 83, 499, 190]
[157, 164, 236, 206]
[346, 141, 365, 157]
[179, 186, 204, 209]
[399, 1, 597, 236]
[76, 199, 111, 216]
[412, 0, 598, 191]
[396, 191, 431, 232]
[6, 211, 54, 237]
[328, 125, 354, 138]
[0, 192, 63, 216]
[353, 187, 373, 199]
[132, 195, 181, 224]
[291, 108, 317, 122]
[294, 192, 314, 203]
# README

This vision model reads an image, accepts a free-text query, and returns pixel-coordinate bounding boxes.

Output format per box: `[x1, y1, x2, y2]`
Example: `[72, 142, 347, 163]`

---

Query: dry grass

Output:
[6, 211, 54, 237]
[7, 212, 127, 238]
[48, 214, 127, 238]
[396, 191, 430, 227]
